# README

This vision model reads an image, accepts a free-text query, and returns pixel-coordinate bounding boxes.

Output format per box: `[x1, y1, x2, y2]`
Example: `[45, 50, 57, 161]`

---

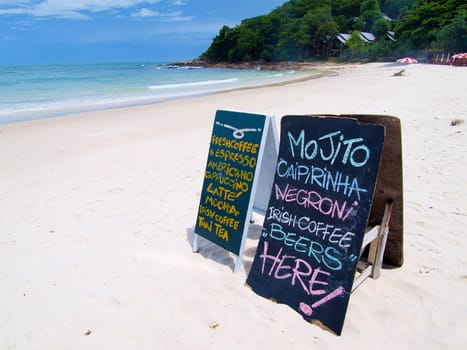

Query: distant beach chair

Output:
[321, 114, 404, 291]
[393, 69, 405, 76]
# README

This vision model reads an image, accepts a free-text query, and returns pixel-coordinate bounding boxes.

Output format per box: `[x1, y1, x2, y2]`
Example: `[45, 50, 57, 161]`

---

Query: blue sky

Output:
[0, 0, 287, 64]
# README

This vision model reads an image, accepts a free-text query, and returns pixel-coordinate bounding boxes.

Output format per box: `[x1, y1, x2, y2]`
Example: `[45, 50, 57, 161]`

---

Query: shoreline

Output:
[173, 59, 363, 70]
[1, 62, 466, 349]
[0, 63, 332, 126]
[208, 65, 337, 98]
[0, 65, 339, 125]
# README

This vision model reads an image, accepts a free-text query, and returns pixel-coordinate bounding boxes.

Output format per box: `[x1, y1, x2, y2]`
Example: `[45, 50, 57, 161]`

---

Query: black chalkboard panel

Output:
[246, 116, 385, 335]
[195, 110, 267, 255]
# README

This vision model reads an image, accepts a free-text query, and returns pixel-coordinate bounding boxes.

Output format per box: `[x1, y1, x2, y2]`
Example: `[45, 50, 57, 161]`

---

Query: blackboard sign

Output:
[195, 110, 275, 262]
[246, 116, 384, 335]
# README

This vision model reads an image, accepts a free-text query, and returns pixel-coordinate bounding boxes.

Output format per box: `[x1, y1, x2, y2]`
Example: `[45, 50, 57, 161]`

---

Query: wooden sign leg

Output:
[369, 201, 394, 278]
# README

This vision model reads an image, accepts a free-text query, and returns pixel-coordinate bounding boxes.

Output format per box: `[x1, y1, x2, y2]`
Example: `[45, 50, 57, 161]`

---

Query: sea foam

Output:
[0, 63, 313, 124]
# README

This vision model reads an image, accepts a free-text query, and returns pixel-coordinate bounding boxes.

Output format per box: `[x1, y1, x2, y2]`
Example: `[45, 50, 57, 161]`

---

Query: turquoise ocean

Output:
[0, 62, 314, 124]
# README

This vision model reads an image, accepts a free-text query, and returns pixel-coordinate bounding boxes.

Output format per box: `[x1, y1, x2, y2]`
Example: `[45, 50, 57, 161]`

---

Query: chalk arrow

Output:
[299, 286, 345, 316]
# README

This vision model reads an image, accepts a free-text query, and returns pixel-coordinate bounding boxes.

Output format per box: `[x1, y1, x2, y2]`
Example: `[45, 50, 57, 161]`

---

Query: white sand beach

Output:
[1, 63, 466, 349]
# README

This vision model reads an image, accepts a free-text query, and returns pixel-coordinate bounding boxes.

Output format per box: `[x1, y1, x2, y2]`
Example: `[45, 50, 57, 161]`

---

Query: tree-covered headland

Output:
[200, 0, 467, 62]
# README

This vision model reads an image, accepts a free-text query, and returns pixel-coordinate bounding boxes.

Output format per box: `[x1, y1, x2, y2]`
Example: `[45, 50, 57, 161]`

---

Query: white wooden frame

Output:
[193, 113, 279, 273]
[352, 201, 394, 292]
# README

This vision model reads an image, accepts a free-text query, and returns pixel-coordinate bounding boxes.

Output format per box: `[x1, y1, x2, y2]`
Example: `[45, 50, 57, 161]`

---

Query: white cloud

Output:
[130, 8, 191, 21]
[0, 1, 30, 4]
[131, 8, 160, 18]
[161, 11, 192, 22]
[0, 0, 163, 19]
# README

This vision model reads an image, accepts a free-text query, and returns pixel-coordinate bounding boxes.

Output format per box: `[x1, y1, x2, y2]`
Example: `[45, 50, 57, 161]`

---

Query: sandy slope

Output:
[0, 63, 466, 349]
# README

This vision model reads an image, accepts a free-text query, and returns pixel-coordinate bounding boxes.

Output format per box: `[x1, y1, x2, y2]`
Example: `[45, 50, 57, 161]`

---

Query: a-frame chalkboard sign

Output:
[246, 115, 385, 335]
[194, 110, 278, 272]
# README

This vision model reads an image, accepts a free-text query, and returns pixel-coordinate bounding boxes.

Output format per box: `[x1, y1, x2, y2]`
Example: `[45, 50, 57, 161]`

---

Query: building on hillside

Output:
[331, 31, 396, 58]
[386, 31, 396, 42]
[359, 32, 376, 43]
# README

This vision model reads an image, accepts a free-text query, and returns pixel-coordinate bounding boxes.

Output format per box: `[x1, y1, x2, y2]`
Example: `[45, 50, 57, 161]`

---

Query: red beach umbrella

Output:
[396, 57, 418, 64]
[452, 53, 467, 66]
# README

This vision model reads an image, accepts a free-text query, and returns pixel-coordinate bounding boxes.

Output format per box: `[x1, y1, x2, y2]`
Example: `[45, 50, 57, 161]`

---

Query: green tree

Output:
[200, 25, 233, 62]
[367, 41, 393, 59]
[275, 19, 308, 60]
[199, 0, 465, 63]
[372, 17, 391, 38]
[301, 6, 339, 58]
[395, 0, 466, 50]
[432, 10, 467, 52]
[333, 0, 364, 31]
[227, 28, 258, 61]
[360, 0, 382, 31]
[381, 0, 414, 18]
[346, 30, 367, 58]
